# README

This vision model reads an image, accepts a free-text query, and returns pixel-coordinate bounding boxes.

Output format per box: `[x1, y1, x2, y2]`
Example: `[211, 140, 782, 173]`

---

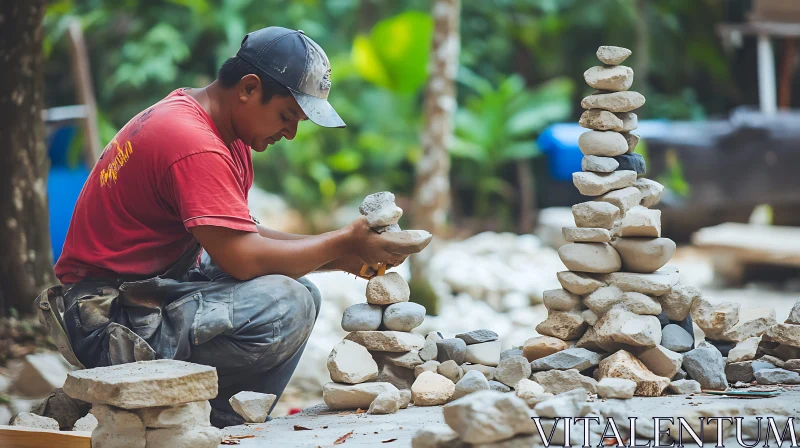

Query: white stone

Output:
[669, 379, 701, 395]
[399, 389, 412, 409]
[619, 206, 661, 237]
[542, 288, 581, 311]
[464, 340, 502, 367]
[582, 309, 599, 326]
[595, 307, 661, 351]
[584, 285, 623, 314]
[360, 191, 402, 227]
[10, 412, 60, 430]
[414, 360, 440, 378]
[14, 353, 72, 397]
[728, 337, 761, 363]
[534, 389, 590, 418]
[660, 283, 701, 321]
[136, 400, 211, 428]
[620, 291, 661, 315]
[366, 272, 410, 305]
[719, 308, 776, 342]
[411, 371, 455, 406]
[597, 378, 636, 399]
[573, 170, 636, 196]
[578, 130, 629, 157]
[562, 226, 611, 243]
[633, 178, 664, 207]
[345, 331, 425, 352]
[691, 298, 741, 340]
[419, 332, 441, 362]
[597, 350, 670, 397]
[453, 370, 491, 400]
[531, 369, 598, 395]
[91, 404, 146, 448]
[63, 360, 217, 409]
[494, 356, 533, 388]
[638, 345, 683, 379]
[144, 425, 222, 448]
[572, 201, 620, 229]
[557, 242, 621, 274]
[535, 310, 587, 341]
[596, 186, 643, 214]
[598, 267, 680, 295]
[556, 271, 605, 295]
[579, 109, 624, 131]
[443, 390, 536, 444]
[229, 392, 276, 423]
[582, 155, 620, 173]
[438, 360, 464, 383]
[616, 112, 638, 132]
[367, 389, 401, 415]
[596, 46, 632, 65]
[581, 91, 646, 113]
[461, 364, 496, 380]
[611, 237, 676, 274]
[584, 65, 634, 91]
[411, 425, 461, 448]
[322, 382, 399, 410]
[327, 340, 379, 384]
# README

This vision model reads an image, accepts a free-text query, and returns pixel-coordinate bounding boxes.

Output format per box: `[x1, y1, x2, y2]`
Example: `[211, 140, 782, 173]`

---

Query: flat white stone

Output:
[542, 288, 582, 311]
[582, 155, 620, 173]
[563, 226, 611, 243]
[619, 206, 661, 237]
[616, 112, 638, 132]
[578, 131, 629, 157]
[595, 307, 661, 351]
[611, 237, 676, 274]
[598, 267, 680, 295]
[558, 242, 621, 274]
[581, 91, 646, 113]
[572, 201, 620, 229]
[728, 336, 761, 363]
[229, 392, 276, 423]
[584, 65, 634, 92]
[322, 382, 398, 410]
[464, 340, 501, 367]
[638, 345, 683, 379]
[63, 360, 217, 409]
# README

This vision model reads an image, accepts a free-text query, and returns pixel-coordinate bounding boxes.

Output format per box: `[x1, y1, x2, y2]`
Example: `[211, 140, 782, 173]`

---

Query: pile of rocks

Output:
[58, 360, 222, 448]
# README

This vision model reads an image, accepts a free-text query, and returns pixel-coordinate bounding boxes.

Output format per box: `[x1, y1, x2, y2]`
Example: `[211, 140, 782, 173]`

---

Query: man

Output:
[46, 27, 416, 427]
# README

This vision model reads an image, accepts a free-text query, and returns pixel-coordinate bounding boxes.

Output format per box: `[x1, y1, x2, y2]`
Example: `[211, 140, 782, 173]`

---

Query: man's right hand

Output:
[347, 217, 406, 269]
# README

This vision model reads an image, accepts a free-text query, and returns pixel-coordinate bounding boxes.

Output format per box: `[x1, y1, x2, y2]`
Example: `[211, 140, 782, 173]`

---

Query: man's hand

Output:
[347, 217, 406, 269]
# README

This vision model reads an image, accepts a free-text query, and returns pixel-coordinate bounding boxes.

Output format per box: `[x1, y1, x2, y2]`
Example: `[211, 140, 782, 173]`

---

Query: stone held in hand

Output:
[613, 153, 646, 175]
[556, 271, 605, 295]
[610, 237, 676, 274]
[597, 378, 636, 399]
[379, 230, 434, 255]
[322, 382, 399, 410]
[63, 360, 218, 409]
[563, 226, 611, 243]
[522, 336, 571, 362]
[542, 288, 582, 311]
[634, 178, 664, 207]
[345, 331, 425, 352]
[596, 186, 643, 214]
[442, 390, 536, 444]
[619, 206, 661, 238]
[660, 324, 694, 353]
[327, 339, 378, 384]
[383, 302, 426, 332]
[341, 303, 383, 332]
[572, 201, 620, 229]
[682, 342, 728, 391]
[529, 348, 604, 372]
[581, 91, 646, 113]
[578, 131, 629, 157]
[452, 369, 490, 400]
[596, 46, 632, 65]
[558, 242, 622, 274]
[660, 284, 701, 322]
[584, 65, 634, 92]
[368, 389, 402, 415]
[437, 338, 467, 364]
[582, 155, 620, 173]
[597, 350, 670, 397]
[366, 272, 410, 305]
[531, 369, 598, 395]
[494, 356, 533, 388]
[464, 340, 502, 367]
[229, 391, 276, 423]
[360, 191, 403, 227]
[579, 109, 624, 131]
[536, 310, 588, 340]
[455, 329, 499, 345]
[411, 371, 455, 406]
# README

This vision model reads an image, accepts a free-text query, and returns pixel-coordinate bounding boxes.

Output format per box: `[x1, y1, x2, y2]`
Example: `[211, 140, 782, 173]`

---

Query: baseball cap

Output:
[237, 27, 346, 128]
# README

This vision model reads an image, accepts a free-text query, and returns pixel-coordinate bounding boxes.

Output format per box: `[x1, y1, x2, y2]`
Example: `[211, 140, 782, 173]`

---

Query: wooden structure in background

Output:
[0, 426, 91, 448]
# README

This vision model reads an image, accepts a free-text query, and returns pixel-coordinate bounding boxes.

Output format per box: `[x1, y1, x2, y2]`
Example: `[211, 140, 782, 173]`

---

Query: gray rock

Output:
[420, 332, 442, 362]
[494, 356, 532, 388]
[682, 342, 727, 390]
[755, 368, 800, 385]
[437, 338, 467, 365]
[533, 389, 590, 418]
[706, 339, 737, 357]
[488, 380, 512, 393]
[529, 348, 603, 372]
[669, 379, 701, 395]
[453, 370, 491, 400]
[341, 303, 383, 332]
[377, 362, 416, 390]
[531, 369, 599, 395]
[382, 350, 424, 369]
[614, 153, 646, 175]
[751, 360, 776, 373]
[442, 390, 536, 444]
[410, 425, 465, 448]
[661, 324, 694, 352]
[672, 368, 687, 381]
[30, 387, 92, 430]
[786, 300, 800, 324]
[500, 349, 524, 361]
[383, 302, 426, 332]
[456, 329, 499, 345]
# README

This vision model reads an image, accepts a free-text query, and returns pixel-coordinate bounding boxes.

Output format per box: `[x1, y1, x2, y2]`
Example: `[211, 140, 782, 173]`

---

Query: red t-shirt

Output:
[55, 89, 258, 284]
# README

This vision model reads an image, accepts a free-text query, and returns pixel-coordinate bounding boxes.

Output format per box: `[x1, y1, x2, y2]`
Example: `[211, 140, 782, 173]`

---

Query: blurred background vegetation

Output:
[43, 0, 759, 232]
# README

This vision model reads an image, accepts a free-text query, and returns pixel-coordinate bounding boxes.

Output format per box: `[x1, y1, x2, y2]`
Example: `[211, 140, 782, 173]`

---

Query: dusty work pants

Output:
[62, 253, 321, 427]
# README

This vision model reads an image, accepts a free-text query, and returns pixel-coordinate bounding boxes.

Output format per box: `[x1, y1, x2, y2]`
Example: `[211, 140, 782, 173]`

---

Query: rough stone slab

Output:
[328, 339, 379, 384]
[584, 65, 634, 92]
[619, 206, 660, 238]
[727, 337, 760, 363]
[366, 272, 410, 305]
[764, 323, 800, 348]
[442, 390, 536, 444]
[596, 46, 631, 65]
[535, 310, 587, 340]
[563, 226, 611, 243]
[136, 400, 211, 428]
[455, 329, 499, 345]
[529, 348, 603, 372]
[719, 308, 776, 342]
[690, 298, 741, 340]
[556, 271, 605, 295]
[660, 284, 701, 322]
[341, 303, 383, 332]
[611, 237, 675, 274]
[144, 424, 222, 448]
[542, 288, 581, 311]
[633, 178, 664, 207]
[595, 307, 661, 351]
[412, 371, 455, 406]
[229, 392, 275, 423]
[346, 331, 425, 353]
[682, 342, 728, 391]
[582, 155, 620, 174]
[638, 346, 683, 379]
[573, 170, 636, 196]
[437, 338, 467, 364]
[579, 109, 624, 131]
[322, 382, 398, 410]
[522, 336, 570, 362]
[531, 369, 598, 395]
[557, 242, 621, 274]
[578, 130, 629, 157]
[597, 378, 636, 399]
[597, 350, 670, 397]
[63, 360, 218, 409]
[379, 230, 433, 255]
[596, 186, 643, 215]
[598, 267, 680, 295]
[581, 91, 646, 113]
[91, 404, 146, 448]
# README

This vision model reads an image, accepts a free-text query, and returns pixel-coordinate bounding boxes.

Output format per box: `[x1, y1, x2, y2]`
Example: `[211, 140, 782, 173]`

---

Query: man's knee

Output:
[296, 276, 321, 320]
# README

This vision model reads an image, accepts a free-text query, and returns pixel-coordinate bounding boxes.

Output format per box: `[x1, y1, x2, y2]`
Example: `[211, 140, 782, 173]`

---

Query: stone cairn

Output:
[323, 192, 510, 413]
[61, 360, 223, 448]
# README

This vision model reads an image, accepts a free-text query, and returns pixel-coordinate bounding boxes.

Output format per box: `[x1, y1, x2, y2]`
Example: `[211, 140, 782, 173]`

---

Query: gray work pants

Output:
[62, 253, 321, 427]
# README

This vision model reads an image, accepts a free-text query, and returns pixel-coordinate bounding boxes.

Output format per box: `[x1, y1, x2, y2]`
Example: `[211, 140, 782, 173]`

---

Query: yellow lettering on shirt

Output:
[99, 140, 134, 187]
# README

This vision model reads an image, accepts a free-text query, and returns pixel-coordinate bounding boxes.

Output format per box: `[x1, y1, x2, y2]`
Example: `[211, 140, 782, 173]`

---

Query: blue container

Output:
[47, 124, 90, 261]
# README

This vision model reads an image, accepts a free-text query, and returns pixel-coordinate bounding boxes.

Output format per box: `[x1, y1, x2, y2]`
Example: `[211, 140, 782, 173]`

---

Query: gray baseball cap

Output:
[237, 27, 345, 128]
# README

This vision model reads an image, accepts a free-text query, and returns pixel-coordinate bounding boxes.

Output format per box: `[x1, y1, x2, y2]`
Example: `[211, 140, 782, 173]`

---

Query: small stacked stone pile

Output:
[61, 360, 222, 448]
[323, 192, 434, 413]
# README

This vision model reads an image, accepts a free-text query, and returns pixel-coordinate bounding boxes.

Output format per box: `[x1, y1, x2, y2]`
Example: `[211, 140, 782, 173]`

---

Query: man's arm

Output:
[256, 225, 308, 241]
[256, 224, 366, 275]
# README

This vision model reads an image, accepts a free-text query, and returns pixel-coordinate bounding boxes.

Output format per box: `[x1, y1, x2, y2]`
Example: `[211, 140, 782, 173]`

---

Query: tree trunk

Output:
[0, 0, 57, 316]
[410, 0, 460, 315]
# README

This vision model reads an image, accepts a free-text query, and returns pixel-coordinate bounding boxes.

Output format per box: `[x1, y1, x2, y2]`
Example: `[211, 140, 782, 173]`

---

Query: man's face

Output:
[232, 75, 308, 152]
